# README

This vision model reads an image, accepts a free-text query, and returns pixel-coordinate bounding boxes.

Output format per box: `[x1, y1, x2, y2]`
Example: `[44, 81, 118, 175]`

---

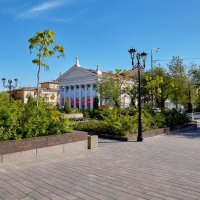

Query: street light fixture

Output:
[128, 48, 147, 142]
[2, 78, 18, 103]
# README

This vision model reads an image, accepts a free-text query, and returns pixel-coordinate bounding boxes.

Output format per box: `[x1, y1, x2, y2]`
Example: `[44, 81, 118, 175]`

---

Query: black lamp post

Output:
[2, 78, 18, 103]
[128, 48, 147, 142]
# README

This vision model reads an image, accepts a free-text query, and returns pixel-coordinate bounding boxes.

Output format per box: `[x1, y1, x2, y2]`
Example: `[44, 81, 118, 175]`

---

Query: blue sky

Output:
[0, 0, 200, 91]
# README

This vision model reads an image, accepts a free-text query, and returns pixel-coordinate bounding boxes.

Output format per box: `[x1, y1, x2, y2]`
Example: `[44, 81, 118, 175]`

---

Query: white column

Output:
[74, 85, 76, 109]
[68, 86, 71, 108]
[64, 86, 66, 105]
[90, 84, 93, 110]
[59, 87, 62, 109]
[79, 85, 82, 110]
[84, 84, 87, 109]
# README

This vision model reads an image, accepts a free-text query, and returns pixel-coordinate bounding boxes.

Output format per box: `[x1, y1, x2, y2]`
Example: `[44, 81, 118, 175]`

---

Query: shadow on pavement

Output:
[98, 139, 125, 144]
[171, 128, 200, 138]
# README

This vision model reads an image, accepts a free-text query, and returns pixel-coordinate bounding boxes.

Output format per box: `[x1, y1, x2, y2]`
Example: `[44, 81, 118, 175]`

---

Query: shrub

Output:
[74, 107, 166, 136]
[74, 110, 138, 136]
[0, 96, 71, 141]
[74, 106, 190, 136]
[63, 99, 72, 113]
[163, 109, 190, 130]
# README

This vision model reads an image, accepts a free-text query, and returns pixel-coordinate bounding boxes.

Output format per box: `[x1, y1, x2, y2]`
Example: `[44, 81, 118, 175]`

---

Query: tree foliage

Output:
[142, 56, 199, 111]
[97, 69, 133, 108]
[167, 56, 187, 108]
[189, 64, 200, 88]
[144, 67, 172, 109]
[28, 29, 65, 107]
[63, 98, 71, 113]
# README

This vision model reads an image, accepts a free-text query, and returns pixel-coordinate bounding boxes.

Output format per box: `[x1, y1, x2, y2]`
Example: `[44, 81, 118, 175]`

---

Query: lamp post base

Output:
[137, 136, 143, 142]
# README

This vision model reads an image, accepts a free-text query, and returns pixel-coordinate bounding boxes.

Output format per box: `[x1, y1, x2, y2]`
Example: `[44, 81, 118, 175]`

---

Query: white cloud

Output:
[49, 7, 91, 23]
[18, 0, 73, 19]
[50, 17, 75, 23]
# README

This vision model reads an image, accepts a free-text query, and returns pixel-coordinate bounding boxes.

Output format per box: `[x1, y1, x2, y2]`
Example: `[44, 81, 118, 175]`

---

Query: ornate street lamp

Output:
[128, 48, 147, 142]
[2, 78, 18, 103]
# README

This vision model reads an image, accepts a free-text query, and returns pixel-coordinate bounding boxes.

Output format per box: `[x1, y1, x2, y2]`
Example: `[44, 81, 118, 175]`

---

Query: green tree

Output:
[144, 67, 173, 109]
[28, 29, 64, 107]
[188, 65, 200, 111]
[144, 71, 163, 107]
[63, 98, 71, 113]
[167, 56, 187, 108]
[97, 69, 132, 108]
[189, 64, 200, 87]
[0, 92, 10, 106]
[183, 65, 199, 112]
[93, 96, 99, 110]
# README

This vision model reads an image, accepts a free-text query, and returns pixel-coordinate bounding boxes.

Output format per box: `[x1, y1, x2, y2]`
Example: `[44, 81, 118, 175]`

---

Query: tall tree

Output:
[189, 64, 200, 88]
[144, 67, 172, 109]
[97, 69, 132, 108]
[185, 64, 199, 112]
[28, 29, 64, 107]
[167, 56, 187, 108]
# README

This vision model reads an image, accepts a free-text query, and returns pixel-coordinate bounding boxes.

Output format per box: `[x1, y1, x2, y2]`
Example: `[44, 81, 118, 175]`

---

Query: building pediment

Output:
[57, 66, 97, 83]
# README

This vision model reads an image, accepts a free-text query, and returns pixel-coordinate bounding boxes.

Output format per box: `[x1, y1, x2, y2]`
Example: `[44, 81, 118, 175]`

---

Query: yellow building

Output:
[13, 87, 35, 103]
[39, 81, 59, 105]
[13, 81, 59, 105]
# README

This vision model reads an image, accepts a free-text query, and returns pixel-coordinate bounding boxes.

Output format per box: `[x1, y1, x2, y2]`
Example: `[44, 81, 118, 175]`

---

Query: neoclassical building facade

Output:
[57, 58, 132, 110]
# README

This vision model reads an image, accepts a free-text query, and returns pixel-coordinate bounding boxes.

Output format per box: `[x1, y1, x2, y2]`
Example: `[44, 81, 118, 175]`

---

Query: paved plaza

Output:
[0, 129, 200, 200]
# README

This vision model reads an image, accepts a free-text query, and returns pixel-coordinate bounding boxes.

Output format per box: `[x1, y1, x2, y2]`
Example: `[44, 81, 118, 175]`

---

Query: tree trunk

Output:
[36, 65, 41, 108]
[187, 102, 193, 113]
[175, 102, 178, 109]
[187, 89, 192, 113]
[113, 97, 120, 109]
[160, 98, 165, 109]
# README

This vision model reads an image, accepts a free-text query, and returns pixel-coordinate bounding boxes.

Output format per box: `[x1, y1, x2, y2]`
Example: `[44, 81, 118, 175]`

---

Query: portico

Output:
[60, 83, 97, 110]
[57, 58, 99, 110]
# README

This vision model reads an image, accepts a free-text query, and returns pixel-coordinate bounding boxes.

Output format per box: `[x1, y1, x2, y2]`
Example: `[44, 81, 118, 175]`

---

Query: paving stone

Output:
[0, 129, 200, 199]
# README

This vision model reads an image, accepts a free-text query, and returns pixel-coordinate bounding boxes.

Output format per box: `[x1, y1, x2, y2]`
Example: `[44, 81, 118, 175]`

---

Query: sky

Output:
[1, 0, 200, 91]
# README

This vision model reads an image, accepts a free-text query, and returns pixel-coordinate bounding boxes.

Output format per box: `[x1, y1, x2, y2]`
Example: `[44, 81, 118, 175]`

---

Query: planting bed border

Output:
[90, 122, 197, 141]
[93, 128, 170, 141]
[0, 131, 99, 165]
[0, 131, 87, 155]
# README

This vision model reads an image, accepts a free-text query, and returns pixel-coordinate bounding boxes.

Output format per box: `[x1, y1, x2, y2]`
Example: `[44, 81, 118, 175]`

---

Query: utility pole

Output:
[151, 48, 159, 108]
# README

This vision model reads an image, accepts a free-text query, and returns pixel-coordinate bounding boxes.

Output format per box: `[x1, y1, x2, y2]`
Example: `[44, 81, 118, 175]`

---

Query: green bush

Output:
[163, 109, 190, 130]
[0, 95, 71, 141]
[74, 106, 190, 136]
[74, 107, 165, 136]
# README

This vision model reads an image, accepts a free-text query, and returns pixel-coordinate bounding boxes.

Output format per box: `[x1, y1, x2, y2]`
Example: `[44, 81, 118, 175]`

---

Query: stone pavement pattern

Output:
[0, 129, 200, 200]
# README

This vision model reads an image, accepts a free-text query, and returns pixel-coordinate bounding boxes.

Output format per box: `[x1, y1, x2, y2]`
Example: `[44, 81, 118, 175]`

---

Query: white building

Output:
[57, 58, 133, 110]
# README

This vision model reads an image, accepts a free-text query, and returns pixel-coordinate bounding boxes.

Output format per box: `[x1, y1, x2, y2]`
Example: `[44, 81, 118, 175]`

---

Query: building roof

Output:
[57, 58, 136, 82]
[77, 67, 110, 76]
[13, 87, 36, 91]
[40, 81, 58, 84]
[13, 87, 58, 92]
